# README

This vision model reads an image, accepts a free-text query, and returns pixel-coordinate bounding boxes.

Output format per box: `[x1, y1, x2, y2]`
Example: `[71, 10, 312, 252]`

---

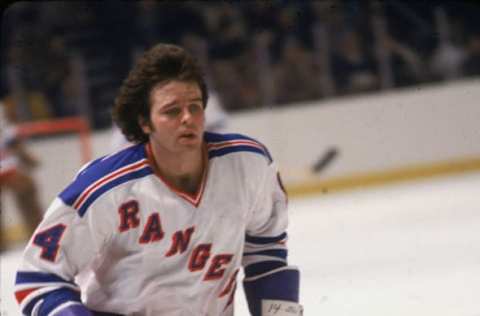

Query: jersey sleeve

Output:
[14, 196, 111, 316]
[243, 160, 290, 276]
[243, 156, 300, 315]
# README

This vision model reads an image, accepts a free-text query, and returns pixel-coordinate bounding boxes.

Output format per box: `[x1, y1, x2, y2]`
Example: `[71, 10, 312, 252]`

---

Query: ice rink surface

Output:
[2, 172, 479, 316]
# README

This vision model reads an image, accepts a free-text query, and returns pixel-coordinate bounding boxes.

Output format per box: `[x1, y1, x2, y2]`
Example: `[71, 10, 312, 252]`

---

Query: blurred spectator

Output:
[331, 30, 378, 95]
[209, 4, 261, 110]
[179, 33, 209, 72]
[273, 36, 322, 105]
[462, 33, 480, 77]
[4, 46, 52, 121]
[3, 92, 51, 123]
[429, 5, 467, 81]
[241, 1, 279, 36]
[156, 2, 206, 44]
[383, 36, 427, 87]
[3, 3, 69, 121]
[2, 2, 480, 119]
[135, 1, 161, 48]
[310, 1, 348, 32]
[270, 4, 314, 61]
[430, 41, 466, 81]
[209, 3, 249, 61]
[41, 35, 73, 117]
[0, 100, 43, 252]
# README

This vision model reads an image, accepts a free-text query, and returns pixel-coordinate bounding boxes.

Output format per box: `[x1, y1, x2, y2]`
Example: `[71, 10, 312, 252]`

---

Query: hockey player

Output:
[0, 101, 43, 252]
[14, 43, 302, 316]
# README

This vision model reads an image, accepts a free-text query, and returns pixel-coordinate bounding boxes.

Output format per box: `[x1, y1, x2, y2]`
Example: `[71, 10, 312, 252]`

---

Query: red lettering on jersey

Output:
[223, 282, 237, 312]
[189, 244, 211, 272]
[165, 226, 195, 257]
[138, 213, 165, 244]
[204, 254, 233, 281]
[221, 269, 238, 311]
[118, 200, 140, 232]
[219, 268, 239, 297]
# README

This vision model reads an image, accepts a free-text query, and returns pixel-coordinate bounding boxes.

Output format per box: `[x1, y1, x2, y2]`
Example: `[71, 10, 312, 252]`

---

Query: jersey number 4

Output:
[33, 224, 67, 262]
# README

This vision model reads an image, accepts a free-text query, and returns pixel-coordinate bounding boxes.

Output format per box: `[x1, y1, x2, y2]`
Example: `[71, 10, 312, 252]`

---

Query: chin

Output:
[178, 139, 202, 149]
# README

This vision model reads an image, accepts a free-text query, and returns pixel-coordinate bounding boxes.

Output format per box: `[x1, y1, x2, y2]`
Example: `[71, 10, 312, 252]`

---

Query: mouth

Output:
[179, 132, 197, 140]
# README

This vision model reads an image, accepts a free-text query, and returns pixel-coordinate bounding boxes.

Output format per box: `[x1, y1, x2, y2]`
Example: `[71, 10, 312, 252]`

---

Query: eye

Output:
[188, 103, 203, 114]
[163, 107, 181, 117]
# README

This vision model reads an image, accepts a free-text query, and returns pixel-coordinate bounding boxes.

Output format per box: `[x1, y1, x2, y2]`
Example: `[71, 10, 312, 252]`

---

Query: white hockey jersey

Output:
[15, 132, 291, 316]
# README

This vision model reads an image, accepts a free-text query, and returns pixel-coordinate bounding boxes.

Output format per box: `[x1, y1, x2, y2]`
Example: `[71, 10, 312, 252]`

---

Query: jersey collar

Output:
[145, 142, 208, 207]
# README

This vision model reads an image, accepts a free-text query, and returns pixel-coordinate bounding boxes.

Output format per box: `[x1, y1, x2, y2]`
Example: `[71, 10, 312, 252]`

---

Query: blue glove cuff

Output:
[243, 267, 300, 316]
[53, 304, 93, 316]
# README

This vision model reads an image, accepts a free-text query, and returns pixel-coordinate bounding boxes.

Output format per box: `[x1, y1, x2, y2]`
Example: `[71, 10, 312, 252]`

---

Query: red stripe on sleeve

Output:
[15, 287, 40, 304]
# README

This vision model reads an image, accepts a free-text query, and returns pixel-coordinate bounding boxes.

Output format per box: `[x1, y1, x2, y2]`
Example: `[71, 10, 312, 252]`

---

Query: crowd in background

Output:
[2, 0, 480, 129]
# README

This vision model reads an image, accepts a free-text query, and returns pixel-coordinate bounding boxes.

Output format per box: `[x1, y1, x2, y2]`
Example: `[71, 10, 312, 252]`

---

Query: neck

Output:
[148, 142, 205, 194]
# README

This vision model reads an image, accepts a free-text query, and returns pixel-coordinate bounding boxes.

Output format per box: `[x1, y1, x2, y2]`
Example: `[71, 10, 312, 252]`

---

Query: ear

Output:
[138, 116, 151, 134]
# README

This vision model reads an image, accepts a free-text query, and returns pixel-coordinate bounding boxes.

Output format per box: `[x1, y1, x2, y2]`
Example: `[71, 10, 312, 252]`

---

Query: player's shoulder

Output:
[204, 132, 273, 164]
[76, 143, 149, 179]
[59, 143, 153, 216]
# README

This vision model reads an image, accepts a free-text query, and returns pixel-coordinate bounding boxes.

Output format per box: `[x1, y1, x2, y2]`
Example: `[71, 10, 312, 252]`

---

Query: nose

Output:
[180, 106, 193, 124]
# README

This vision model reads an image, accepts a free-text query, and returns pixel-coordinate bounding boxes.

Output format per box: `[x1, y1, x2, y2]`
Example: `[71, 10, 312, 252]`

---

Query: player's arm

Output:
[243, 160, 302, 316]
[14, 198, 103, 316]
[4, 127, 39, 169]
[243, 235, 302, 316]
[11, 141, 40, 169]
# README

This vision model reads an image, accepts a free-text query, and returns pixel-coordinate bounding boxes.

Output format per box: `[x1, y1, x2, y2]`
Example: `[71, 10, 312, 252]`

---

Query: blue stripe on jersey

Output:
[208, 146, 268, 160]
[59, 144, 151, 216]
[245, 232, 287, 245]
[204, 132, 273, 163]
[77, 166, 152, 216]
[38, 288, 82, 316]
[204, 132, 258, 143]
[244, 261, 287, 278]
[243, 249, 287, 260]
[23, 293, 43, 316]
[75, 155, 105, 177]
[16, 271, 76, 286]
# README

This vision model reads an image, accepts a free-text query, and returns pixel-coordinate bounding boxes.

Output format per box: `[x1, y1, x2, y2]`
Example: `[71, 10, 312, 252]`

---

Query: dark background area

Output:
[2, 0, 479, 129]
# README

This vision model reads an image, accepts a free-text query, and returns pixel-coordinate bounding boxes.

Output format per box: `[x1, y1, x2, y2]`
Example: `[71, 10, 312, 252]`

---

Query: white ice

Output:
[2, 172, 480, 316]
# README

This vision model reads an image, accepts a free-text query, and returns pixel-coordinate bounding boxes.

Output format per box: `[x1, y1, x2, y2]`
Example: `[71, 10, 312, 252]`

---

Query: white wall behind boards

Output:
[225, 79, 480, 184]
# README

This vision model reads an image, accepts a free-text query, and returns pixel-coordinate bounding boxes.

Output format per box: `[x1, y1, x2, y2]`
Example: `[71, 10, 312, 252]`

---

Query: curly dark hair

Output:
[112, 43, 209, 144]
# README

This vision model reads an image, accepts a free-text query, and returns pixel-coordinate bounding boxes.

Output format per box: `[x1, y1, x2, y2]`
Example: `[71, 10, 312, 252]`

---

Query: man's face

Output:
[141, 80, 205, 153]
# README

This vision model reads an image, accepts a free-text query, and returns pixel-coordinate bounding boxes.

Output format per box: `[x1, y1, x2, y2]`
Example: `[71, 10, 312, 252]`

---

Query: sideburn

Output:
[138, 115, 154, 134]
